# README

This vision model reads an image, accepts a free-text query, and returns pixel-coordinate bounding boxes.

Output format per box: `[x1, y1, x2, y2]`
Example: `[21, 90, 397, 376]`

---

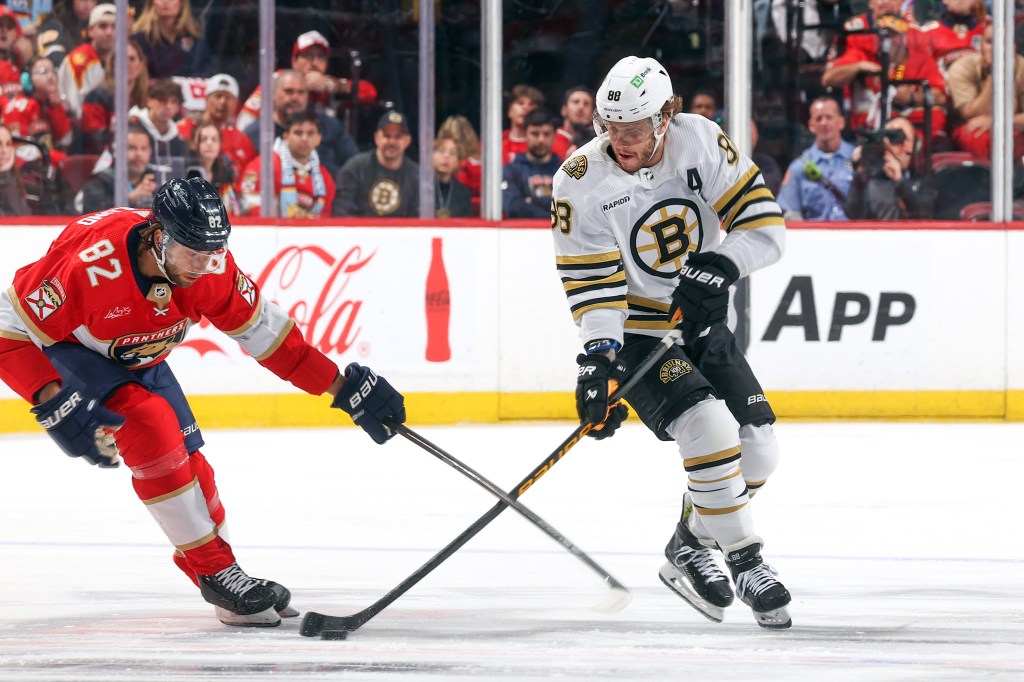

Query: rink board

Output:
[0, 220, 1021, 430]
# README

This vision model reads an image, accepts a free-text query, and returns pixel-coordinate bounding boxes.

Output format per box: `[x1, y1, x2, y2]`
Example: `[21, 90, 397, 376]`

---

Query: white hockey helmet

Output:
[594, 56, 674, 129]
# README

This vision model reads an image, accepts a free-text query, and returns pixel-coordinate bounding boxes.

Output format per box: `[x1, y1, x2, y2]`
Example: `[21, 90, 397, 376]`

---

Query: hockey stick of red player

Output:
[299, 327, 683, 640]
[392, 423, 632, 610]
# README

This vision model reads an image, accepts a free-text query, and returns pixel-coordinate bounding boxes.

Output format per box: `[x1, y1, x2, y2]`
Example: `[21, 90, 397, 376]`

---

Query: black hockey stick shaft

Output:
[394, 424, 631, 598]
[300, 328, 682, 638]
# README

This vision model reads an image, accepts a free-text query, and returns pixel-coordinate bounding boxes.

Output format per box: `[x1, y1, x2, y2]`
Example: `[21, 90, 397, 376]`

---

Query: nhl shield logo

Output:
[659, 358, 693, 383]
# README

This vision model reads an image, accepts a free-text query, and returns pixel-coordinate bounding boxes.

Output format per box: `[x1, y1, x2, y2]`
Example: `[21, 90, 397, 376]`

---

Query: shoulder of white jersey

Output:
[663, 113, 725, 163]
[553, 134, 615, 193]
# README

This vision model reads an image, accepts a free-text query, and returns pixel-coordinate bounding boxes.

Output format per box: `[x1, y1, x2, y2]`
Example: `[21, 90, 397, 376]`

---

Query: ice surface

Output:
[1, 421, 1022, 681]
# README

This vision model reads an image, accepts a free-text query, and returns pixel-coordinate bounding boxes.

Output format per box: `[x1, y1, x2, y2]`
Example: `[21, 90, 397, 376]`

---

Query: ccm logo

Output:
[39, 391, 83, 429]
[347, 371, 378, 409]
[747, 393, 767, 405]
[680, 266, 725, 288]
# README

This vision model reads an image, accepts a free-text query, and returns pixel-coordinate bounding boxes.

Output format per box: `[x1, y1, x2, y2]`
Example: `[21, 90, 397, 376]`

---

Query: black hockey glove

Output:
[332, 363, 407, 444]
[575, 353, 629, 439]
[31, 385, 125, 467]
[669, 251, 740, 342]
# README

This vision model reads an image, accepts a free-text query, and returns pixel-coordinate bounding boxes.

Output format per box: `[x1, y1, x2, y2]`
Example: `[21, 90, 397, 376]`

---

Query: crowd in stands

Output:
[0, 0, 1018, 221]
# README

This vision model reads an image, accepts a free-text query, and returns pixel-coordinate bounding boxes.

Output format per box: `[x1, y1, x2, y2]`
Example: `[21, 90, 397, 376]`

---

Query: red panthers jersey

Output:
[0, 207, 337, 402]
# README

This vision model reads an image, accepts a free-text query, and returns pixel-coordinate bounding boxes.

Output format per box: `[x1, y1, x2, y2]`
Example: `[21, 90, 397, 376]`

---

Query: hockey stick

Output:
[300, 327, 683, 640]
[393, 424, 631, 610]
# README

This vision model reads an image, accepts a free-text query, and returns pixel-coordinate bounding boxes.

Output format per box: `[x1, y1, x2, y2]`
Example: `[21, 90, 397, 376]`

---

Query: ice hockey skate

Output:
[725, 542, 792, 629]
[198, 562, 289, 628]
[659, 493, 734, 622]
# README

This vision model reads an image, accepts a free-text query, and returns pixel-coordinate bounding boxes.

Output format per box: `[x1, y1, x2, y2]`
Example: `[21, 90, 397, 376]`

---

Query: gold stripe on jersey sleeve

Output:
[712, 166, 760, 215]
[0, 328, 31, 342]
[683, 445, 742, 469]
[252, 319, 295, 362]
[225, 300, 264, 337]
[624, 318, 676, 331]
[626, 294, 671, 312]
[722, 186, 776, 226]
[728, 214, 786, 231]
[571, 299, 628, 321]
[555, 251, 622, 266]
[562, 270, 626, 293]
[8, 286, 58, 346]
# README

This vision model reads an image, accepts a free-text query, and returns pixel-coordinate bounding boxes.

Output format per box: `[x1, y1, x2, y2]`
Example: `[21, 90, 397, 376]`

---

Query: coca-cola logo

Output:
[182, 244, 374, 358]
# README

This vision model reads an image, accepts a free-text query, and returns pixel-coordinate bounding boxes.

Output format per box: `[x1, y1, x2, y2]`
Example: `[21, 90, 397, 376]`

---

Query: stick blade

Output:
[299, 611, 329, 637]
[592, 586, 632, 613]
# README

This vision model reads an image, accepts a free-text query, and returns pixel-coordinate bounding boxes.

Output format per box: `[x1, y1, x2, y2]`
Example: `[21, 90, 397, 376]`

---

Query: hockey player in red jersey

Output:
[0, 176, 406, 627]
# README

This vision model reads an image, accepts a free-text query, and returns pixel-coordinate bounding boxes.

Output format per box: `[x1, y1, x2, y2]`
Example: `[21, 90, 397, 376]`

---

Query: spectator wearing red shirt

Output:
[557, 86, 596, 158]
[501, 84, 571, 164]
[438, 114, 481, 212]
[2, 55, 73, 167]
[238, 111, 335, 218]
[80, 39, 149, 154]
[235, 30, 378, 132]
[0, 6, 26, 99]
[821, 1, 948, 139]
[918, 0, 987, 79]
[178, 74, 256, 178]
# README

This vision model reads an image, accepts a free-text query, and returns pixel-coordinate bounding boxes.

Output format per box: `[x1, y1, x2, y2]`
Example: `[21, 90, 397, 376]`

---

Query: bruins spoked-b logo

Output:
[370, 178, 401, 215]
[631, 198, 703, 278]
[659, 358, 693, 383]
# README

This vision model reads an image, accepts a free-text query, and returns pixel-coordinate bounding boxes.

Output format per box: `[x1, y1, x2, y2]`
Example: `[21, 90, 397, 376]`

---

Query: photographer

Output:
[845, 117, 935, 220]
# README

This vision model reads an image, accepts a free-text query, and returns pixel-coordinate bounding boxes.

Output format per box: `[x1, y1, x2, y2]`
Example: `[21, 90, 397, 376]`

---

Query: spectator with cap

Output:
[57, 2, 115, 118]
[178, 73, 256, 177]
[243, 69, 357, 177]
[502, 108, 562, 219]
[777, 96, 856, 221]
[0, 5, 28, 98]
[557, 85, 596, 157]
[131, 0, 211, 78]
[332, 109, 419, 217]
[235, 30, 378, 132]
[238, 110, 335, 218]
[36, 0, 96, 67]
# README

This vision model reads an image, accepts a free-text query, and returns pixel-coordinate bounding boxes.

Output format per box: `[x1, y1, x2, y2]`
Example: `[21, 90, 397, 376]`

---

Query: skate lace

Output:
[735, 563, 779, 597]
[214, 563, 259, 596]
[673, 546, 729, 582]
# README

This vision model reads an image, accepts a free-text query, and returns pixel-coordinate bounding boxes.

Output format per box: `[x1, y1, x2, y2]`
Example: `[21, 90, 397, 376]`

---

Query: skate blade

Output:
[278, 605, 300, 618]
[592, 586, 632, 613]
[753, 605, 792, 629]
[658, 562, 725, 623]
[215, 605, 282, 627]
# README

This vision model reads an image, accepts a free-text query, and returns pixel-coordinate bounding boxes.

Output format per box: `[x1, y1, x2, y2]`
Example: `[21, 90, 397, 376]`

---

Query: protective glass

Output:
[593, 112, 656, 146]
[162, 234, 227, 276]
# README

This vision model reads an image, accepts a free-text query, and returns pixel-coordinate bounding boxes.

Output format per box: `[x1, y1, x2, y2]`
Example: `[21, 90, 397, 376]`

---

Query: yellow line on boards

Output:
[2, 391, 1023, 434]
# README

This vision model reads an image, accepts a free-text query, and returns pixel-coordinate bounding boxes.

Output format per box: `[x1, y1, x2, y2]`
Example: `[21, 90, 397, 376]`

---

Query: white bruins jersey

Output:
[551, 112, 785, 346]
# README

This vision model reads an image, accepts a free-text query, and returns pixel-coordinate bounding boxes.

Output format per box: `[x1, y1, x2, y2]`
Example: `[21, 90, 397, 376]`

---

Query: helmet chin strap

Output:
[150, 232, 170, 279]
[643, 112, 667, 166]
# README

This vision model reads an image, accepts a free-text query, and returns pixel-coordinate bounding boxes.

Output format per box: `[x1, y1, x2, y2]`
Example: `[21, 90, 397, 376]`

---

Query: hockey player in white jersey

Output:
[551, 56, 791, 628]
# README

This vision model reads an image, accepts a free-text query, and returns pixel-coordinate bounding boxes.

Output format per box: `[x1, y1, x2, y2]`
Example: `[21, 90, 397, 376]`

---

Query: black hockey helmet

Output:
[152, 176, 230, 252]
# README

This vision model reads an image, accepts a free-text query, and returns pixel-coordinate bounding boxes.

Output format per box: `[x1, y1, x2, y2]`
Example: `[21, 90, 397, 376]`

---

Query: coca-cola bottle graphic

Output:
[425, 237, 451, 362]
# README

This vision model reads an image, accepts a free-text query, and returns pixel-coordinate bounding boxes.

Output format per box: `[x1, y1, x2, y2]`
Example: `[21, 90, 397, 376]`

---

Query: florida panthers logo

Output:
[110, 319, 189, 367]
[236, 273, 256, 307]
[631, 198, 703, 278]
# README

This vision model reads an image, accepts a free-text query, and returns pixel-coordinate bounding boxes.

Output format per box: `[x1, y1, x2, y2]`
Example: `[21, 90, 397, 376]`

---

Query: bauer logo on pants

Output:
[659, 358, 692, 383]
